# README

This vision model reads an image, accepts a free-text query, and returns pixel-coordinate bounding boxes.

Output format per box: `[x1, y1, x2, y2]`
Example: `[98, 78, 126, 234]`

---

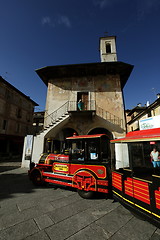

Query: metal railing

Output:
[96, 105, 123, 128]
[44, 101, 69, 128]
[68, 100, 96, 111]
[43, 100, 123, 131]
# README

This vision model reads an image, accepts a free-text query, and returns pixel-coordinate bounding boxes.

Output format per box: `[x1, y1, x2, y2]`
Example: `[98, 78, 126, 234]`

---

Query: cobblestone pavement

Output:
[0, 164, 160, 240]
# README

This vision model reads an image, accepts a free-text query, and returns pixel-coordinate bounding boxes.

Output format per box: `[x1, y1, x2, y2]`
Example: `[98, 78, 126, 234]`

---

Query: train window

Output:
[129, 143, 144, 168]
[88, 140, 99, 161]
[129, 142, 160, 168]
[101, 135, 110, 160]
[70, 140, 85, 161]
[143, 142, 153, 167]
[67, 138, 102, 162]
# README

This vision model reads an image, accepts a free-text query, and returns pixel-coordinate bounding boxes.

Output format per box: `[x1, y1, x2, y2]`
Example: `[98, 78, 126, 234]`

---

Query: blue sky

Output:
[1, 0, 160, 111]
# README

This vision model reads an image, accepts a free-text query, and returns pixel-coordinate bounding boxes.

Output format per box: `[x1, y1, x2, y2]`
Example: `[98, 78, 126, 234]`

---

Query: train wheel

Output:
[77, 189, 95, 199]
[31, 170, 43, 186]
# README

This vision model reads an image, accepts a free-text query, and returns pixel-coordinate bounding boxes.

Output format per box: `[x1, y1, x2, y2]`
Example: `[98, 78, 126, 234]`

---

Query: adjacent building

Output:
[33, 111, 44, 135]
[0, 76, 38, 160]
[126, 96, 160, 132]
[125, 105, 147, 132]
[30, 36, 133, 164]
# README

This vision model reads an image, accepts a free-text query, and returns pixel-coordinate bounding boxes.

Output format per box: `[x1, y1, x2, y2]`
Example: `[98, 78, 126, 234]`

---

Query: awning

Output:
[111, 128, 160, 143]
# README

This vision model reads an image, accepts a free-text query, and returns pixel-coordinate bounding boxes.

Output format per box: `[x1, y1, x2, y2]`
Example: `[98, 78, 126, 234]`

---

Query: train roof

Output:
[66, 134, 106, 140]
[111, 128, 160, 143]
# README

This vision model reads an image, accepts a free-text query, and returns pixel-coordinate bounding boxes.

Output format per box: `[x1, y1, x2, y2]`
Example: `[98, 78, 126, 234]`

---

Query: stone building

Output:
[31, 36, 133, 164]
[0, 76, 38, 160]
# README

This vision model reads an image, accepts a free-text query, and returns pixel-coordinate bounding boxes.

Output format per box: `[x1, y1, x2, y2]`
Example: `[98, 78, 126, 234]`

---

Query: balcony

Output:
[68, 101, 96, 112]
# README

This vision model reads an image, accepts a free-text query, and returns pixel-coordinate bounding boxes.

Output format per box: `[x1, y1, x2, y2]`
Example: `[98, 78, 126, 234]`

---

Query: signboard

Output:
[53, 164, 69, 172]
[139, 115, 160, 130]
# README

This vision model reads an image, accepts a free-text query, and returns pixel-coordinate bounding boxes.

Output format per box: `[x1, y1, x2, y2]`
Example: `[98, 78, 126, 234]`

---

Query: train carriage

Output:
[111, 127, 160, 227]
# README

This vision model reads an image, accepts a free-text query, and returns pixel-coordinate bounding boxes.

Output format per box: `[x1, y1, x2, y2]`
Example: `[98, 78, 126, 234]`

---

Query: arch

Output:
[88, 127, 113, 161]
[44, 128, 78, 153]
[56, 128, 78, 140]
[88, 127, 113, 139]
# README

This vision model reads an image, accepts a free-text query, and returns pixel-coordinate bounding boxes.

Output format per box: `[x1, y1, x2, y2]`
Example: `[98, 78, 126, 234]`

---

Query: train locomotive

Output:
[29, 134, 111, 199]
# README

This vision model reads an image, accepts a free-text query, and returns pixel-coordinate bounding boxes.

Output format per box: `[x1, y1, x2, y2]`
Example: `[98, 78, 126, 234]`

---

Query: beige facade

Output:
[0, 76, 37, 159]
[126, 98, 160, 132]
[45, 74, 124, 132]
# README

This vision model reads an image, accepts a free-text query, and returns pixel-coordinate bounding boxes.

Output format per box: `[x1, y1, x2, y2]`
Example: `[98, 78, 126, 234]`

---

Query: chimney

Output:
[157, 93, 160, 99]
[146, 101, 150, 107]
[137, 103, 142, 107]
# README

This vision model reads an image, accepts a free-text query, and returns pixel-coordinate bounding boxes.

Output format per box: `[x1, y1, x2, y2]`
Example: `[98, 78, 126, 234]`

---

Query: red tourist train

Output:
[29, 134, 111, 199]
[29, 129, 160, 227]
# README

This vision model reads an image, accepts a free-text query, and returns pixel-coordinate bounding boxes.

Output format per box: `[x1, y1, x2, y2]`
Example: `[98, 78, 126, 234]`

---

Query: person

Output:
[78, 149, 84, 161]
[150, 147, 160, 168]
[77, 99, 84, 111]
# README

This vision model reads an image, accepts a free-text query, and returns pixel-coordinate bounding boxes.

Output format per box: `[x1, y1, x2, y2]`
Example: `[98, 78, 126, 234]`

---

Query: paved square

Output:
[0, 165, 159, 239]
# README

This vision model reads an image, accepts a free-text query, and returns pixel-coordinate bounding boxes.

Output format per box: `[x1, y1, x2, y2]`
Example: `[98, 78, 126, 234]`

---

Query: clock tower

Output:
[100, 35, 117, 62]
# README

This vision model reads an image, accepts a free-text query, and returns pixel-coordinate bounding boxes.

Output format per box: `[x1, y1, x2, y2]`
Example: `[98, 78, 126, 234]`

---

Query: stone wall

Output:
[44, 73, 125, 139]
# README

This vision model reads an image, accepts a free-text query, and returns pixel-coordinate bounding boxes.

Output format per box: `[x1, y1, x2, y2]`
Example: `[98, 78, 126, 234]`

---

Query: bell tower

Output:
[100, 35, 117, 62]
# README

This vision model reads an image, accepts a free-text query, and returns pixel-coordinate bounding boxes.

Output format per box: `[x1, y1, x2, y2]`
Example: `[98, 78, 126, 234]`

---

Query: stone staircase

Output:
[37, 102, 70, 136]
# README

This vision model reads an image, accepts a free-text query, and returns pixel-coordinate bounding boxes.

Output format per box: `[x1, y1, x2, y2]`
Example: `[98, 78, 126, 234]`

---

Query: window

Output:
[88, 141, 99, 160]
[70, 140, 85, 161]
[26, 113, 30, 122]
[129, 143, 144, 168]
[16, 123, 20, 133]
[106, 43, 111, 53]
[2, 120, 7, 130]
[67, 138, 101, 162]
[26, 126, 29, 134]
[128, 142, 156, 168]
[101, 135, 110, 160]
[17, 108, 22, 118]
[148, 111, 151, 117]
[5, 89, 10, 99]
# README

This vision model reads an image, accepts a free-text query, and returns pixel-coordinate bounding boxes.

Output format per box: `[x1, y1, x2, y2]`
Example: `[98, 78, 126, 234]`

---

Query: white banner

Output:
[25, 135, 34, 160]
[139, 115, 160, 130]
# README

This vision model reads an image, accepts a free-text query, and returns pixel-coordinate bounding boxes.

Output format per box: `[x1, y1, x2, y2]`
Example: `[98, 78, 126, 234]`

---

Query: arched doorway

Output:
[88, 127, 112, 138]
[44, 128, 78, 153]
[61, 128, 78, 139]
